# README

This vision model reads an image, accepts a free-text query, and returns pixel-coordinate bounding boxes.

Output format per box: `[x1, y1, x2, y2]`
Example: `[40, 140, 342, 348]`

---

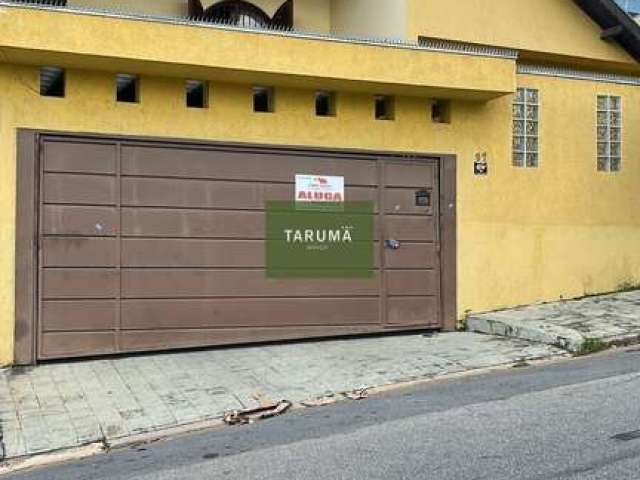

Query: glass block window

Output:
[597, 95, 622, 172]
[512, 88, 539, 168]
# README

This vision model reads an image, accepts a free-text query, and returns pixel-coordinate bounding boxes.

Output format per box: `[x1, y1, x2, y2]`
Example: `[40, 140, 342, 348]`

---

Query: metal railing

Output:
[9, 0, 67, 5]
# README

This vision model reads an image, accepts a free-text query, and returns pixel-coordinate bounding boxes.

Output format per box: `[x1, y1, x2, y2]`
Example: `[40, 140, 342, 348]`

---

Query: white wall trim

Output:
[419, 38, 518, 60]
[517, 64, 640, 86]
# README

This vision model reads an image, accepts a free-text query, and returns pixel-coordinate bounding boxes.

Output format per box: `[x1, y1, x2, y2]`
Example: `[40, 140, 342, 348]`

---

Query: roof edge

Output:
[574, 0, 640, 62]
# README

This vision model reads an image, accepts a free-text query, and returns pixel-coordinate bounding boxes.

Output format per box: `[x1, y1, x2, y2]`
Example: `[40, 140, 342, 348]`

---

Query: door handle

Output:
[385, 239, 401, 250]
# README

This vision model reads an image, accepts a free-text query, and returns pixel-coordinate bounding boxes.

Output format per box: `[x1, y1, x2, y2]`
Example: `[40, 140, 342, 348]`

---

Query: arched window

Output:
[205, 1, 272, 28]
[190, 0, 293, 29]
[271, 0, 293, 29]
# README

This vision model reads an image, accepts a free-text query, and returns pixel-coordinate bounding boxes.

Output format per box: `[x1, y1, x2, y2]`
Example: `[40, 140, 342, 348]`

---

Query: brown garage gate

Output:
[14, 132, 456, 363]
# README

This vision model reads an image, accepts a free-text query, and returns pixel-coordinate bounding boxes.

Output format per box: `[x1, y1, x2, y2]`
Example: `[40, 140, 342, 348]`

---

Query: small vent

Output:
[375, 95, 394, 121]
[253, 86, 274, 113]
[431, 99, 451, 124]
[315, 91, 336, 117]
[186, 80, 208, 108]
[40, 66, 65, 97]
[116, 74, 139, 103]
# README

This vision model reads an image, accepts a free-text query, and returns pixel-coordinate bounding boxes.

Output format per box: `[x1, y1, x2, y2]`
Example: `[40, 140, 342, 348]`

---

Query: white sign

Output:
[295, 175, 344, 203]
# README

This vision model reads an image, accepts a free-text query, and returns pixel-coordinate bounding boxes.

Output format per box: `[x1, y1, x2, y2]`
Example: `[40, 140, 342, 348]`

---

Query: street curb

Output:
[105, 418, 226, 451]
[0, 443, 104, 476]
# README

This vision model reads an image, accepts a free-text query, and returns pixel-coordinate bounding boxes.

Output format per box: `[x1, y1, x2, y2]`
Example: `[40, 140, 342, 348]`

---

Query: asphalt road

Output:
[7, 348, 640, 480]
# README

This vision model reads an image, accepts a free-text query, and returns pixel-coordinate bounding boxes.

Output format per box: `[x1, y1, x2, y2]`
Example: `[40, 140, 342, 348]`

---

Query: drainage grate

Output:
[611, 430, 640, 441]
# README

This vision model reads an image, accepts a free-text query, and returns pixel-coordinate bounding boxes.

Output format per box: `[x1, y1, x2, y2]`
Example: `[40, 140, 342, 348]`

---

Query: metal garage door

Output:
[36, 137, 443, 360]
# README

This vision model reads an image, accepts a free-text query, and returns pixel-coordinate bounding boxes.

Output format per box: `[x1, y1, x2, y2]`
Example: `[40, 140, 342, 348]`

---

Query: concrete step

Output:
[468, 291, 640, 354]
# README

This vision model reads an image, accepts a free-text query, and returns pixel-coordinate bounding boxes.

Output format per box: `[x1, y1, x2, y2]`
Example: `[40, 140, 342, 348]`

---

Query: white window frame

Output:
[512, 87, 540, 168]
[597, 95, 622, 172]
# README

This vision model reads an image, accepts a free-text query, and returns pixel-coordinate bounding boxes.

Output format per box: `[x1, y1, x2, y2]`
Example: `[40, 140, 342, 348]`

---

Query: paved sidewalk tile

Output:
[0, 332, 563, 460]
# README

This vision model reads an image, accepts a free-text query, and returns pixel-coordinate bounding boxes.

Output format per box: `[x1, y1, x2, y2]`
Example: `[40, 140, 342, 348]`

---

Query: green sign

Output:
[266, 201, 374, 279]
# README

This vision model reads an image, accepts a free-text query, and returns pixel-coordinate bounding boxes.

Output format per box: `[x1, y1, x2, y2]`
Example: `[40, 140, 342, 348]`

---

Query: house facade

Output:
[1, 0, 639, 365]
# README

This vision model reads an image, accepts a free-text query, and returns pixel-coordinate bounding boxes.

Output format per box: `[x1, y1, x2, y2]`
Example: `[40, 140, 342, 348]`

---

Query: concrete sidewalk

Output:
[0, 332, 562, 462]
[468, 290, 640, 353]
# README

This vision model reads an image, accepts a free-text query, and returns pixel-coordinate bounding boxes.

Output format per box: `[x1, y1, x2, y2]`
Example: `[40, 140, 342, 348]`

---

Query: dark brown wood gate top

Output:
[14, 132, 457, 364]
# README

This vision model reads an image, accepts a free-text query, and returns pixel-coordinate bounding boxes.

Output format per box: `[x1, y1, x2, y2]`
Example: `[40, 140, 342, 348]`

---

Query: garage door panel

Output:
[42, 237, 117, 267]
[386, 297, 439, 326]
[386, 270, 439, 296]
[384, 244, 438, 269]
[119, 325, 382, 353]
[120, 212, 390, 242]
[42, 269, 118, 299]
[122, 270, 379, 298]
[121, 298, 379, 330]
[121, 236, 384, 267]
[122, 239, 264, 267]
[385, 163, 436, 188]
[385, 216, 436, 241]
[121, 209, 264, 238]
[122, 178, 289, 209]
[43, 141, 117, 174]
[44, 173, 116, 205]
[121, 178, 377, 210]
[40, 332, 117, 359]
[384, 189, 435, 215]
[43, 205, 119, 236]
[122, 146, 378, 185]
[41, 301, 117, 332]
[35, 138, 444, 361]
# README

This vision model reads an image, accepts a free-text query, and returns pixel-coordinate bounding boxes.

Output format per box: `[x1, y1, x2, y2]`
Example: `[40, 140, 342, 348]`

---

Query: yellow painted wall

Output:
[0, 6, 515, 99]
[25, 0, 640, 70]
[409, 0, 637, 68]
[330, 0, 407, 40]
[459, 73, 640, 314]
[0, 64, 487, 365]
[2, 63, 640, 365]
[1, 3, 640, 365]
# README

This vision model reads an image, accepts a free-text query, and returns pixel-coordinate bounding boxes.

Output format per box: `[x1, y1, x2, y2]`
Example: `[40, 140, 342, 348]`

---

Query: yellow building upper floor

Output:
[0, 0, 638, 105]
[9, 0, 637, 70]
[0, 0, 519, 102]
[4, 0, 639, 74]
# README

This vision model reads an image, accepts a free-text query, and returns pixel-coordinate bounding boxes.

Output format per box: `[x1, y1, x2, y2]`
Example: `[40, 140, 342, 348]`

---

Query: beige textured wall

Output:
[294, 0, 331, 33]
[70, 0, 188, 16]
[330, 0, 407, 40]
